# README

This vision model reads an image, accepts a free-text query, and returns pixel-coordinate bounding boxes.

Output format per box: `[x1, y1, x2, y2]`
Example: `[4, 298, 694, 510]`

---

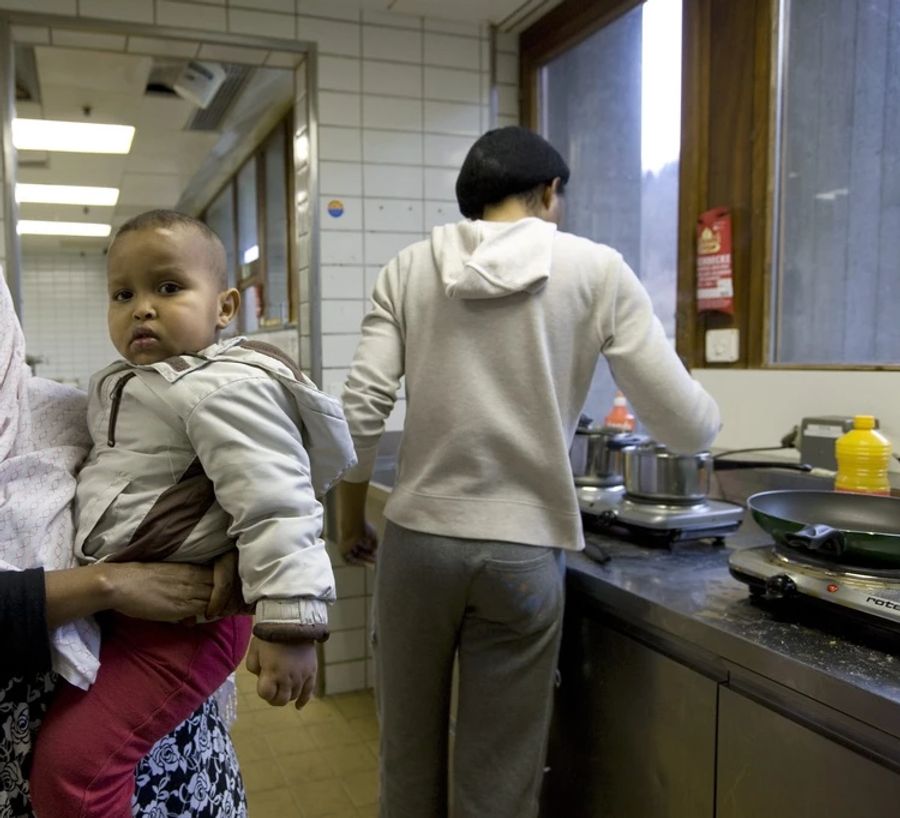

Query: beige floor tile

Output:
[366, 739, 379, 759]
[296, 696, 345, 725]
[236, 668, 258, 694]
[292, 779, 357, 817]
[277, 749, 336, 783]
[245, 704, 305, 732]
[308, 718, 362, 749]
[230, 728, 274, 762]
[240, 756, 289, 793]
[356, 805, 379, 818]
[246, 786, 303, 818]
[331, 691, 376, 719]
[266, 724, 318, 755]
[342, 769, 379, 807]
[323, 742, 378, 776]
[347, 716, 379, 741]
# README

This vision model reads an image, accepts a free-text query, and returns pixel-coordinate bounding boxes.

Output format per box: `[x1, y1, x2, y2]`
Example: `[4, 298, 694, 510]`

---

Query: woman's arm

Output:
[44, 562, 216, 629]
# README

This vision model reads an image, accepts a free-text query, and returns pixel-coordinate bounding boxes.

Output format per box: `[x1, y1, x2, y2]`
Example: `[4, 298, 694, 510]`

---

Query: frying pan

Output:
[748, 490, 900, 567]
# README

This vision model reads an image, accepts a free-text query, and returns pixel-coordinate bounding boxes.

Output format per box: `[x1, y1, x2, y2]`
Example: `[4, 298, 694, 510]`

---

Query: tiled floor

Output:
[231, 666, 380, 817]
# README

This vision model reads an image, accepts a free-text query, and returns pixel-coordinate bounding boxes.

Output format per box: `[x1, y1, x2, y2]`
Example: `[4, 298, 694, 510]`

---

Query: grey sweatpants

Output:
[374, 522, 566, 818]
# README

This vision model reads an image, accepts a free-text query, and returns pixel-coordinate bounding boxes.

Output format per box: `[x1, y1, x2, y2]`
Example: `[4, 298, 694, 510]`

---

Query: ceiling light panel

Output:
[17, 220, 112, 237]
[16, 183, 120, 206]
[12, 118, 135, 154]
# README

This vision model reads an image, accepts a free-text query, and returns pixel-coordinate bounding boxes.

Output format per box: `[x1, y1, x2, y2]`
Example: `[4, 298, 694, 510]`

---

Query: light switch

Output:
[705, 328, 740, 363]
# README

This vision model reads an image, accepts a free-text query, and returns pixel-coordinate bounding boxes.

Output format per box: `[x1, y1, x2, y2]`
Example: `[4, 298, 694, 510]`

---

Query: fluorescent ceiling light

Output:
[17, 220, 111, 237]
[12, 119, 135, 154]
[16, 183, 120, 206]
[243, 244, 259, 264]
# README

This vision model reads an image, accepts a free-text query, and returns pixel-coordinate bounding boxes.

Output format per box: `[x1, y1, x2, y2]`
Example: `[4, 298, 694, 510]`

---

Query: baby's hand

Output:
[245, 637, 317, 709]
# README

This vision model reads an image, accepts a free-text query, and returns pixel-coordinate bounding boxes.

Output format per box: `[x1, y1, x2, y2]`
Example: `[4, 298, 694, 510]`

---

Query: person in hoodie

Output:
[335, 126, 720, 818]
[28, 209, 357, 818]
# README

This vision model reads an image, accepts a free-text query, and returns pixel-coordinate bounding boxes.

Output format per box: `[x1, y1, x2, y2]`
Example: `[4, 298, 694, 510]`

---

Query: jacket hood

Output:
[431, 218, 557, 299]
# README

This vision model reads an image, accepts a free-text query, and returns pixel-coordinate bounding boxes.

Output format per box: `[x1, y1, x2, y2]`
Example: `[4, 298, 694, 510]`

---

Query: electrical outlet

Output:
[705, 328, 740, 363]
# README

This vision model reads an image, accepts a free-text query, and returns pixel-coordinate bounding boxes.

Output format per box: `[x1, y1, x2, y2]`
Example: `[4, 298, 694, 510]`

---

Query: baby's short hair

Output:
[111, 209, 228, 288]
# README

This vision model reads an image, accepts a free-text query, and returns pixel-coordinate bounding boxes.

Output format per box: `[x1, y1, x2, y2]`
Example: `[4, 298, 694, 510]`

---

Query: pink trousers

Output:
[30, 613, 252, 818]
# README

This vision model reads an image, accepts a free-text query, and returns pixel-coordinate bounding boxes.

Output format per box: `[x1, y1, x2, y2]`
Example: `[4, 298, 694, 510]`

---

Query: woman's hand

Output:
[206, 550, 251, 619]
[103, 562, 215, 622]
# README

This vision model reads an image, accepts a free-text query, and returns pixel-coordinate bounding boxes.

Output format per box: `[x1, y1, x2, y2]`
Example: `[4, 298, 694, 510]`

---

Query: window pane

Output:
[236, 157, 258, 278]
[263, 123, 290, 324]
[204, 183, 236, 290]
[540, 0, 682, 419]
[772, 0, 900, 364]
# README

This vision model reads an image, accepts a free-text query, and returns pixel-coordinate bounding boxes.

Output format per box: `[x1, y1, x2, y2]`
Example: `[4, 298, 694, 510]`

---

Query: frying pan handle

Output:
[783, 524, 846, 556]
[714, 460, 813, 472]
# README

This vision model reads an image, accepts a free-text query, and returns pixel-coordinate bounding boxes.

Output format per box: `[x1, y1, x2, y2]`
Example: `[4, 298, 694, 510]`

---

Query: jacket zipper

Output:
[107, 372, 136, 447]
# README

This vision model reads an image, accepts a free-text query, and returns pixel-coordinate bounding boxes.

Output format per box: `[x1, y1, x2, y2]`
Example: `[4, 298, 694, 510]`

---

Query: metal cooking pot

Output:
[623, 444, 814, 504]
[748, 490, 900, 567]
[569, 428, 646, 488]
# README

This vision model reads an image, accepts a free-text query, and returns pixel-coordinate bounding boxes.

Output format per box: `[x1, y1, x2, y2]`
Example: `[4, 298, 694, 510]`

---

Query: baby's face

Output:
[107, 226, 231, 365]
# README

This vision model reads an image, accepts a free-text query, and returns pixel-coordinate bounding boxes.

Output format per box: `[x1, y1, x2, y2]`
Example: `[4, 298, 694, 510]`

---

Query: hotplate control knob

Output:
[764, 574, 797, 600]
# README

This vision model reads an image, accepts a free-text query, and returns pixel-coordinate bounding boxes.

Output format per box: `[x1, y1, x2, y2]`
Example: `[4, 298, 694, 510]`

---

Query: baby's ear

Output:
[217, 288, 241, 328]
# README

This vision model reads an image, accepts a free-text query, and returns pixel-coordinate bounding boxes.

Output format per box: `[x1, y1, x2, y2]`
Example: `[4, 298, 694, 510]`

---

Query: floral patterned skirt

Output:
[0, 674, 246, 818]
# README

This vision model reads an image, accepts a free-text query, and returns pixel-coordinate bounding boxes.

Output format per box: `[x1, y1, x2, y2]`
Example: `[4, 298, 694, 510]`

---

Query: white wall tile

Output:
[231, 0, 293, 12]
[424, 18, 481, 36]
[322, 333, 363, 368]
[424, 100, 480, 135]
[425, 200, 459, 228]
[319, 56, 362, 92]
[424, 66, 480, 104]
[333, 564, 366, 597]
[361, 61, 423, 98]
[11, 25, 50, 44]
[363, 164, 424, 198]
[0, 0, 76, 12]
[424, 32, 481, 69]
[322, 366, 351, 398]
[362, 25, 422, 64]
[156, 1, 227, 31]
[321, 195, 362, 231]
[318, 126, 362, 161]
[297, 0, 360, 21]
[127, 35, 199, 58]
[197, 43, 269, 65]
[362, 96, 422, 131]
[424, 133, 470, 168]
[323, 660, 366, 695]
[364, 232, 420, 266]
[497, 84, 518, 117]
[496, 31, 519, 54]
[323, 629, 366, 662]
[321, 230, 363, 264]
[80, 0, 153, 23]
[322, 299, 365, 334]
[497, 113, 519, 128]
[320, 161, 363, 196]
[297, 16, 360, 57]
[362, 130, 423, 165]
[362, 9, 422, 30]
[321, 266, 365, 300]
[424, 167, 458, 200]
[319, 91, 361, 127]
[497, 52, 518, 85]
[228, 7, 294, 38]
[50, 29, 128, 51]
[364, 199, 423, 233]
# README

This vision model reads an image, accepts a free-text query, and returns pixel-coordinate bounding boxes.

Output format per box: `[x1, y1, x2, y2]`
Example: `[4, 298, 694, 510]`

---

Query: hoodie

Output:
[342, 218, 720, 550]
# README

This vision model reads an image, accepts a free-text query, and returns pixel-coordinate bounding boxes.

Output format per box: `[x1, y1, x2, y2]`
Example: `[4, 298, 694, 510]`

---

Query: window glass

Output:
[263, 124, 290, 324]
[236, 157, 258, 280]
[540, 0, 682, 418]
[771, 0, 900, 364]
[204, 183, 236, 290]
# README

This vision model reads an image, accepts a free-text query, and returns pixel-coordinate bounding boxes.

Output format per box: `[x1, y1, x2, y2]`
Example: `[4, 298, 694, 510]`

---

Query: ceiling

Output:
[330, 0, 563, 30]
[14, 38, 298, 254]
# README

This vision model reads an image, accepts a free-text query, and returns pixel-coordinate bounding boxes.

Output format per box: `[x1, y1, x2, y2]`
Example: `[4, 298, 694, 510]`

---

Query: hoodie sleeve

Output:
[340, 259, 405, 482]
[600, 256, 721, 453]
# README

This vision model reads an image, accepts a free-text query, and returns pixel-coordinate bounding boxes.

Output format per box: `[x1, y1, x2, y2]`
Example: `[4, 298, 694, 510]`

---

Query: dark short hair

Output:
[111, 209, 228, 288]
[456, 126, 570, 219]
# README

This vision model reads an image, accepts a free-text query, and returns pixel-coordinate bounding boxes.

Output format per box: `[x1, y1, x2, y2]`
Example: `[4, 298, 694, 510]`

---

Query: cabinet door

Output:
[717, 687, 900, 817]
[543, 612, 717, 818]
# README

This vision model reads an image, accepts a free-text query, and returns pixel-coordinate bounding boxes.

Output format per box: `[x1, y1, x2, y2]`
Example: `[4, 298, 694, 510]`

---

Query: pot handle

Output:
[783, 524, 846, 556]
[606, 433, 649, 451]
[714, 460, 813, 472]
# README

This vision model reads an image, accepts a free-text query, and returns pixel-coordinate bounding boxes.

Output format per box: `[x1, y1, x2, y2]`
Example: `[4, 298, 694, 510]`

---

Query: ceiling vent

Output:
[184, 63, 252, 132]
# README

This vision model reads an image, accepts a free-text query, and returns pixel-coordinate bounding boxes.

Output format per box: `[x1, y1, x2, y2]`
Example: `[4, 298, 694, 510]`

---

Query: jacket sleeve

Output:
[0, 568, 52, 679]
[340, 259, 406, 482]
[185, 376, 335, 636]
[601, 256, 721, 454]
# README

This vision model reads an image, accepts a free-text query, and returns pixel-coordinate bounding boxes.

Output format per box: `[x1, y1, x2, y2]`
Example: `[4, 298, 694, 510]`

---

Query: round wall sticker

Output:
[327, 199, 344, 218]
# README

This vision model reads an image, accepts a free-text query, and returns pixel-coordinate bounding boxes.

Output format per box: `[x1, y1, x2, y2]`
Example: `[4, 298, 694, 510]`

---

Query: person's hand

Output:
[206, 549, 251, 619]
[102, 562, 214, 622]
[245, 637, 317, 709]
[340, 520, 379, 566]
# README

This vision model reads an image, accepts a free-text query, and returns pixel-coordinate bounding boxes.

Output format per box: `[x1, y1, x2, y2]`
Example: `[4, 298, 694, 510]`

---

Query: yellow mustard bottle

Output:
[834, 415, 891, 495]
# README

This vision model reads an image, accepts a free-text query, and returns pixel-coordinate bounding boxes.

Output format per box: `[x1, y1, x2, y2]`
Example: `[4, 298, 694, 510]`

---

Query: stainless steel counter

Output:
[568, 532, 900, 742]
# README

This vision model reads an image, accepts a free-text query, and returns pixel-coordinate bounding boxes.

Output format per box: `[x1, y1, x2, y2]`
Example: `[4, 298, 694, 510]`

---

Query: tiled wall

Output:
[0, 0, 521, 694]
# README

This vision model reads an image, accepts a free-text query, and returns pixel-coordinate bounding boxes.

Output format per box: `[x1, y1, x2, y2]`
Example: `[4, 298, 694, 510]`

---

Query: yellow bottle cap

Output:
[853, 415, 876, 430]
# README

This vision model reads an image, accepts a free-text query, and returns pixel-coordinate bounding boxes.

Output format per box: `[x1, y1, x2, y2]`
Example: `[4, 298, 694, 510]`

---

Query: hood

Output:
[432, 218, 557, 299]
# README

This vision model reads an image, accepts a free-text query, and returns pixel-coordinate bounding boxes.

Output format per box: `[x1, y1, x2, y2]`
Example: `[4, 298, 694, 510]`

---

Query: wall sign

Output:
[327, 199, 344, 218]
[696, 207, 734, 314]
